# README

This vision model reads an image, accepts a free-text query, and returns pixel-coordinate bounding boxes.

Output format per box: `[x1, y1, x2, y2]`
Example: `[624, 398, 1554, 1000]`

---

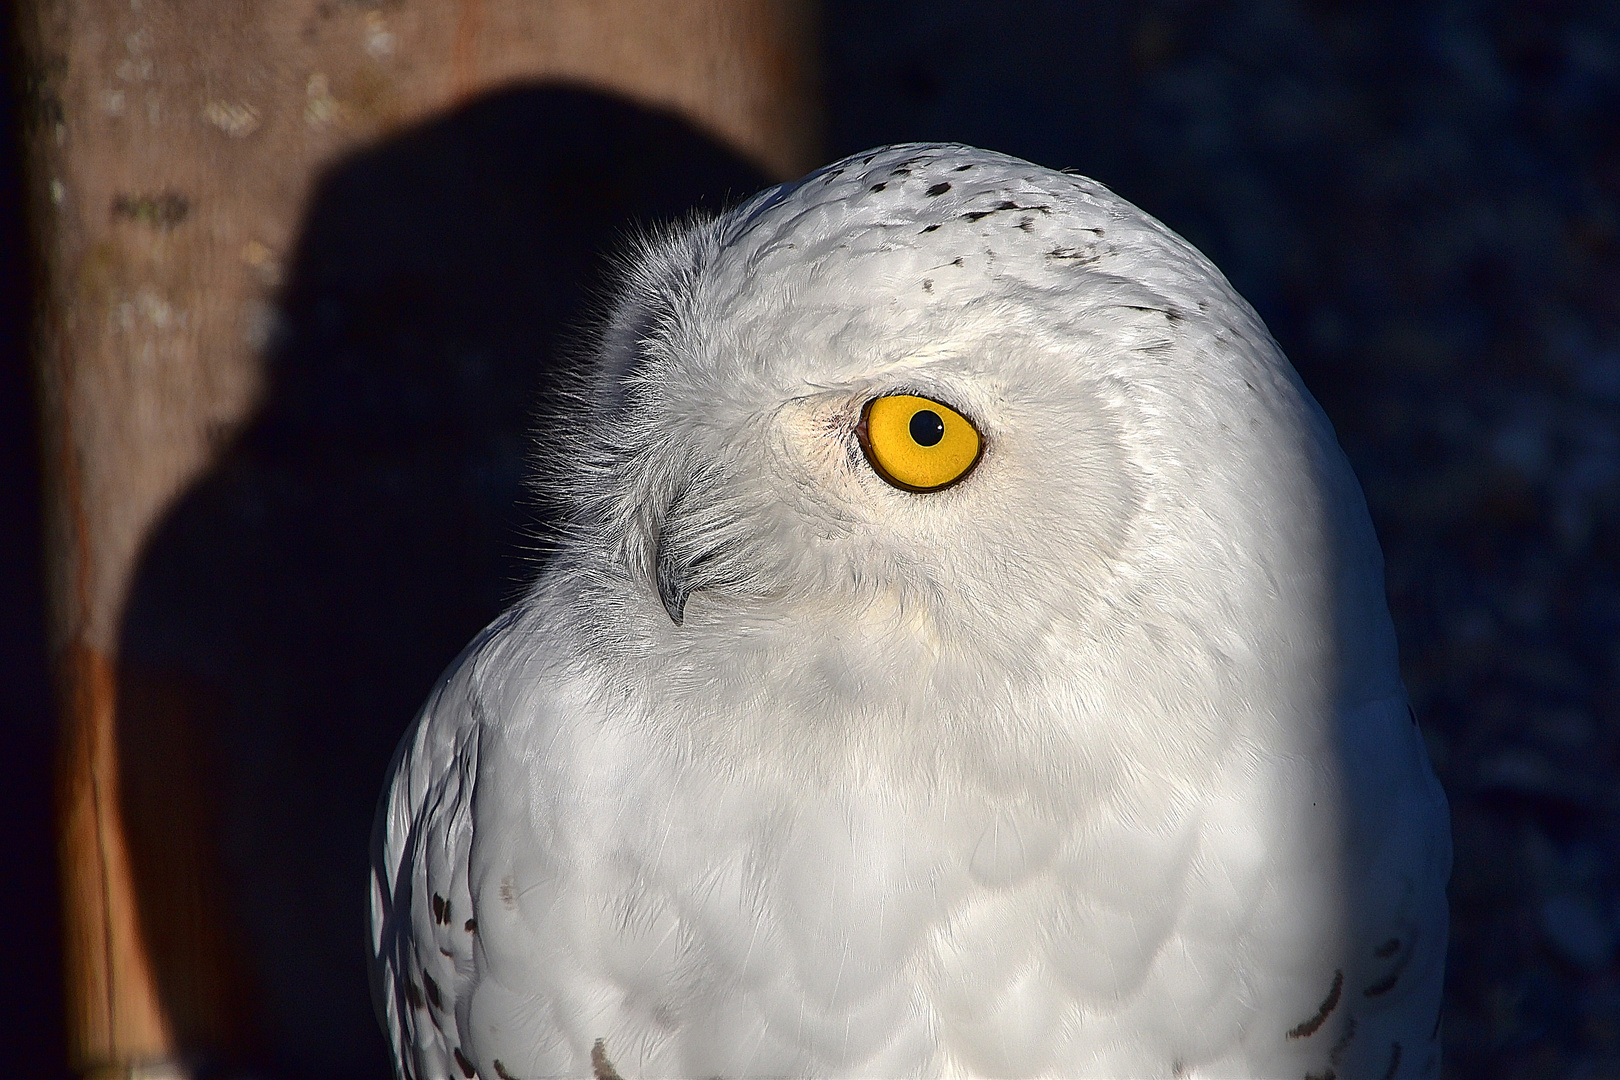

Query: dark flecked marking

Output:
[465, 918, 478, 933]
[493, 1060, 518, 1080]
[954, 163, 974, 171]
[869, 182, 886, 192]
[1288, 969, 1344, 1039]
[920, 223, 941, 233]
[926, 181, 951, 197]
[404, 980, 424, 1009]
[952, 257, 964, 266]
[1365, 940, 1413, 998]
[453, 1045, 477, 1077]
[423, 972, 442, 1010]
[1382, 1042, 1403, 1080]
[1165, 307, 1183, 322]
[891, 167, 912, 176]
[1330, 1017, 1357, 1066]
[965, 199, 1050, 222]
[1375, 937, 1401, 958]
[432, 893, 449, 924]
[1364, 971, 1400, 997]
[922, 279, 933, 293]
[591, 1038, 623, 1080]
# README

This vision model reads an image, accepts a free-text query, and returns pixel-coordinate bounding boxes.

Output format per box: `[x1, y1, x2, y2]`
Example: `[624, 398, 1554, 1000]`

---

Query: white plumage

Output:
[370, 143, 1450, 1080]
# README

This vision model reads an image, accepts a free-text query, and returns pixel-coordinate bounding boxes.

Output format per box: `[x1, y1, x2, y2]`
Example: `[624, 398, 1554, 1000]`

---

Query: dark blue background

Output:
[4, 2, 1617, 1076]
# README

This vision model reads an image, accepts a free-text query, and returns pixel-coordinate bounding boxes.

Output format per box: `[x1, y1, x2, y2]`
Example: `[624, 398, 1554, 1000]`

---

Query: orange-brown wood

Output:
[55, 645, 174, 1068]
[18, 1, 819, 1073]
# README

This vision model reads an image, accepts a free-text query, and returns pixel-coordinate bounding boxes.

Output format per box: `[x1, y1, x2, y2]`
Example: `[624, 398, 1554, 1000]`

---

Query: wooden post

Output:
[17, 2, 819, 1074]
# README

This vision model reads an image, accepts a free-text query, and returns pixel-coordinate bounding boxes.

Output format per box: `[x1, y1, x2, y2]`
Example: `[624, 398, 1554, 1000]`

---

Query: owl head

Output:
[538, 144, 1395, 781]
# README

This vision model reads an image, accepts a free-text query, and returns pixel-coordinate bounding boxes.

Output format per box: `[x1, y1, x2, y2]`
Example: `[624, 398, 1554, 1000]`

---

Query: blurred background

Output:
[4, 1, 1619, 1077]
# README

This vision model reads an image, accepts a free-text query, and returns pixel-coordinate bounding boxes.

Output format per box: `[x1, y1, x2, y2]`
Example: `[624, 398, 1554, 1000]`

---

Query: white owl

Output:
[370, 143, 1450, 1080]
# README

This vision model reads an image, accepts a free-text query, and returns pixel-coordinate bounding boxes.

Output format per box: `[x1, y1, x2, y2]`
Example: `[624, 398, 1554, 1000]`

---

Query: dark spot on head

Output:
[921, 279, 933, 293]
[1381, 1042, 1403, 1080]
[954, 163, 974, 171]
[111, 191, 191, 229]
[453, 1046, 478, 1077]
[870, 182, 886, 192]
[920, 223, 941, 233]
[465, 918, 478, 933]
[1375, 937, 1401, 958]
[422, 972, 442, 1010]
[1287, 969, 1343, 1039]
[927, 181, 951, 197]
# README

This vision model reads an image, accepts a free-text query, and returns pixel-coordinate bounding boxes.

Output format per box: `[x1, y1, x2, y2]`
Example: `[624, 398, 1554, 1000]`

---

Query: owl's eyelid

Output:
[862, 387, 975, 421]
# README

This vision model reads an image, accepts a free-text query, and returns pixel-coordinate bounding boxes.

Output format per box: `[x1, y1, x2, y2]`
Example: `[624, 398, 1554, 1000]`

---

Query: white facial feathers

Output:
[553, 144, 1345, 686]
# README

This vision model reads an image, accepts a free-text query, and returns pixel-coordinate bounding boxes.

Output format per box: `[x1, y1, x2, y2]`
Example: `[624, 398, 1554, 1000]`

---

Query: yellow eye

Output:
[857, 394, 983, 492]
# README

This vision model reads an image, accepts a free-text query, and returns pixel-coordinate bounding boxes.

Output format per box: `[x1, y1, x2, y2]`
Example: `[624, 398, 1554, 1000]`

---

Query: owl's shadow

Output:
[115, 84, 769, 1080]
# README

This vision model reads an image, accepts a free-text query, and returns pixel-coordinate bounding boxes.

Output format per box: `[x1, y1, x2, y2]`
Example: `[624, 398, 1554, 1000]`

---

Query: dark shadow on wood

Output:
[116, 83, 769, 1079]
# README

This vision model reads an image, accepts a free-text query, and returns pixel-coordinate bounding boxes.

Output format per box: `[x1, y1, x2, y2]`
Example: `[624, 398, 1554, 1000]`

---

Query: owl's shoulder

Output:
[370, 601, 589, 1077]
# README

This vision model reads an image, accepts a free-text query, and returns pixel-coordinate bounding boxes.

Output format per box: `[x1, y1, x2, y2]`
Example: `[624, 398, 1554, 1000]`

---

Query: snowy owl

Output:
[370, 143, 1450, 1079]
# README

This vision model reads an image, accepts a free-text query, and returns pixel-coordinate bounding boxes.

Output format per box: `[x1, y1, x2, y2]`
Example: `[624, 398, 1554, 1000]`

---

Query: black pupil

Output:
[909, 409, 946, 447]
